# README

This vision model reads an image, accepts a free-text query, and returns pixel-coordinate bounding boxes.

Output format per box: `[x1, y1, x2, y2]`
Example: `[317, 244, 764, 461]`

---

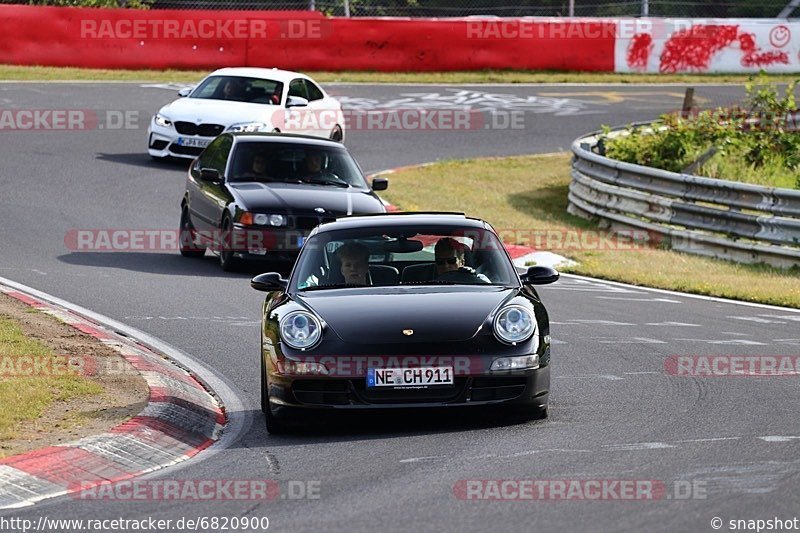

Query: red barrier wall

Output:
[0, 6, 616, 71]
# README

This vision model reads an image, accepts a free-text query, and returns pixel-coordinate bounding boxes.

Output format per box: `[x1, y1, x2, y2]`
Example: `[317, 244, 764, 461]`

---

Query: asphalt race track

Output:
[1, 82, 799, 532]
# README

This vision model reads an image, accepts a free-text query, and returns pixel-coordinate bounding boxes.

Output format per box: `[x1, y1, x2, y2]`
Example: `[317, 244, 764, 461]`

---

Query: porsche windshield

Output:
[292, 226, 518, 291]
[229, 142, 367, 187]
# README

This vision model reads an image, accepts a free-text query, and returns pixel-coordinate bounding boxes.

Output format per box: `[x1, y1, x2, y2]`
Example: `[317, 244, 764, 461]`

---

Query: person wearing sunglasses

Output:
[434, 237, 490, 284]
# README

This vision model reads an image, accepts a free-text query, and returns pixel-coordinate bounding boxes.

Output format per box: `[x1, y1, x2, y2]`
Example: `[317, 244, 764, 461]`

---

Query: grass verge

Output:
[379, 153, 800, 308]
[1, 65, 798, 84]
[0, 315, 102, 441]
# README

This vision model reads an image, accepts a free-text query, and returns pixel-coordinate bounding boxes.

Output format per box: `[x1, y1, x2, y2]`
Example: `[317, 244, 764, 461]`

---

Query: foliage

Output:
[602, 74, 800, 189]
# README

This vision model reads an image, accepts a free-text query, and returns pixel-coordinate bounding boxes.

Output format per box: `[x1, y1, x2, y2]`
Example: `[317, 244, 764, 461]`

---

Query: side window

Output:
[305, 80, 324, 102]
[198, 135, 233, 175]
[288, 79, 309, 101]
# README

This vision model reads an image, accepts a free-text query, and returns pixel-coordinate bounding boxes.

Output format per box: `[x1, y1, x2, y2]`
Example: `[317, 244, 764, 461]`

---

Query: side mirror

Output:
[251, 272, 288, 292]
[520, 266, 559, 285]
[286, 96, 309, 108]
[199, 168, 222, 183]
[177, 87, 193, 97]
[371, 177, 389, 191]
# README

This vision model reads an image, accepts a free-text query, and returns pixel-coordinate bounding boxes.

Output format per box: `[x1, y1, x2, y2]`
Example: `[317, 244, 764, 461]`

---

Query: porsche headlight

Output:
[493, 305, 535, 345]
[227, 122, 269, 133]
[154, 113, 172, 127]
[280, 311, 322, 350]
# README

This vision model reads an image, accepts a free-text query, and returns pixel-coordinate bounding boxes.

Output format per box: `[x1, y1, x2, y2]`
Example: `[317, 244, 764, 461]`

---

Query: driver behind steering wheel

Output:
[302, 151, 327, 181]
[434, 237, 490, 284]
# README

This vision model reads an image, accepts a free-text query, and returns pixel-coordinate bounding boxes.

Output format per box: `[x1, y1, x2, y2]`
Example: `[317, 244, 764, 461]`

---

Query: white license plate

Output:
[367, 366, 454, 388]
[176, 137, 211, 148]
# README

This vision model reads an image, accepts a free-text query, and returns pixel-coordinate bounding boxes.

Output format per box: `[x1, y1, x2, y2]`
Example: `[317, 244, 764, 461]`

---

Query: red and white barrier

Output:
[0, 6, 797, 73]
[616, 19, 800, 73]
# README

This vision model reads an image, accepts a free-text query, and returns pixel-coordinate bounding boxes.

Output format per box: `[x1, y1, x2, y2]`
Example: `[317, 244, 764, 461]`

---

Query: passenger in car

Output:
[239, 153, 268, 180]
[336, 242, 371, 285]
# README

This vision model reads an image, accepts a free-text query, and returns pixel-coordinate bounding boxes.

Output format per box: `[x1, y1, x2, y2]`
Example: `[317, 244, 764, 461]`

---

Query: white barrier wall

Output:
[615, 19, 800, 73]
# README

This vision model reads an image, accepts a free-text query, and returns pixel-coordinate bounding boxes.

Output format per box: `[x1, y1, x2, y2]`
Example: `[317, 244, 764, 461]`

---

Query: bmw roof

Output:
[207, 67, 314, 84]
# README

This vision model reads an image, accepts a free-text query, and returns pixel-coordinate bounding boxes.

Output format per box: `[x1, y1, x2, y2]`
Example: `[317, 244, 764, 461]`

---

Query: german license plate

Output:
[367, 366, 454, 388]
[176, 137, 211, 148]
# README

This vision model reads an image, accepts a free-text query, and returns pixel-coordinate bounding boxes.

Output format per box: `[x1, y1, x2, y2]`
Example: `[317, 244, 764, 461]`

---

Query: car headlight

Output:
[154, 113, 172, 127]
[280, 311, 322, 350]
[240, 212, 287, 227]
[227, 122, 269, 133]
[490, 354, 539, 371]
[255, 214, 287, 227]
[493, 305, 535, 345]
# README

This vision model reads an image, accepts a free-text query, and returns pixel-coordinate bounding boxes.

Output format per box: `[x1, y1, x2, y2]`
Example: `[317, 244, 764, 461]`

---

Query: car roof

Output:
[207, 67, 312, 84]
[229, 132, 345, 148]
[314, 213, 490, 233]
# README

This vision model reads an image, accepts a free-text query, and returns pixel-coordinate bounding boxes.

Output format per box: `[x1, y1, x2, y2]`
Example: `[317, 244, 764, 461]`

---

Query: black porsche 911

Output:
[179, 133, 388, 270]
[250, 213, 558, 433]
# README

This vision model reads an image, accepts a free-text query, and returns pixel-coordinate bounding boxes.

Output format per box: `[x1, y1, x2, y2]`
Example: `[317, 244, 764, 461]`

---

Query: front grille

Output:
[292, 380, 350, 406]
[169, 144, 204, 156]
[174, 122, 225, 137]
[470, 376, 526, 402]
[291, 216, 336, 231]
[150, 139, 169, 150]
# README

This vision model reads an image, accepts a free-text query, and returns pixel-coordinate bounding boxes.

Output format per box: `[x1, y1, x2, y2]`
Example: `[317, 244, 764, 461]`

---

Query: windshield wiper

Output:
[299, 283, 368, 291]
[400, 280, 457, 285]
[301, 178, 351, 188]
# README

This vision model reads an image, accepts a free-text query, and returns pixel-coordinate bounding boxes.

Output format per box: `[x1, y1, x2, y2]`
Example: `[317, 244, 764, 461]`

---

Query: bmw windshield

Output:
[229, 142, 368, 188]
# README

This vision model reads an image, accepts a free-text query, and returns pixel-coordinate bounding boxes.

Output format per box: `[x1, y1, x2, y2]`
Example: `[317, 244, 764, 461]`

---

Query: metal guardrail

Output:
[569, 127, 800, 268]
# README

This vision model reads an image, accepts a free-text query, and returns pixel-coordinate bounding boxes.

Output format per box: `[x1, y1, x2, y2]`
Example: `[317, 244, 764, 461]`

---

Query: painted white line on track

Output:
[602, 442, 676, 450]
[645, 322, 702, 327]
[596, 337, 667, 344]
[674, 339, 768, 345]
[399, 456, 446, 463]
[674, 437, 742, 443]
[561, 273, 800, 313]
[556, 375, 624, 381]
[758, 436, 800, 442]
[595, 296, 682, 303]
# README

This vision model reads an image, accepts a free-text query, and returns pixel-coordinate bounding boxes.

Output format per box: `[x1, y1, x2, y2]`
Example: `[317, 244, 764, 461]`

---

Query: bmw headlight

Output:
[154, 113, 172, 127]
[493, 305, 535, 345]
[254, 213, 287, 227]
[227, 122, 269, 133]
[280, 311, 322, 350]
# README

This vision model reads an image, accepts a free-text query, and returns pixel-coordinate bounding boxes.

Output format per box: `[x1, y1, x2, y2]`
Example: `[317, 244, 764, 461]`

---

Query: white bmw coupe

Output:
[147, 67, 346, 160]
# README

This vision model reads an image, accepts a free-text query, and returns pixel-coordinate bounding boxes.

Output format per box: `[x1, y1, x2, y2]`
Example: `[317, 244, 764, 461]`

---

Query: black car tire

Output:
[219, 216, 240, 272]
[179, 208, 205, 258]
[261, 356, 288, 435]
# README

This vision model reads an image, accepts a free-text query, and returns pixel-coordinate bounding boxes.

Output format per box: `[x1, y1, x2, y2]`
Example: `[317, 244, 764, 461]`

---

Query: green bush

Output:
[602, 74, 800, 189]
